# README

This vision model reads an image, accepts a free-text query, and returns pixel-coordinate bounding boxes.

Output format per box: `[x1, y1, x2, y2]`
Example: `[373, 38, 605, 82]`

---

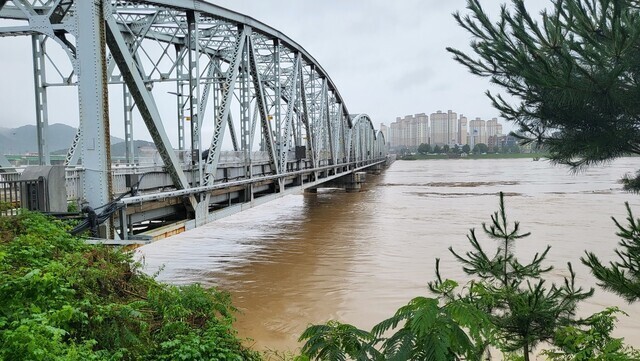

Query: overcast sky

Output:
[0, 0, 549, 139]
[205, 0, 546, 131]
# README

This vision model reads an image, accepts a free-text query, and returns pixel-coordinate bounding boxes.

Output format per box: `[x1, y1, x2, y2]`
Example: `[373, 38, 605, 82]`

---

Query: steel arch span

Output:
[0, 1, 389, 239]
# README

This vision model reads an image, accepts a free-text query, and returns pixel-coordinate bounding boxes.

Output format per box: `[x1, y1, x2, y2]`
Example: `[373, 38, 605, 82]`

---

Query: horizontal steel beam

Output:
[0, 23, 68, 36]
[119, 159, 387, 205]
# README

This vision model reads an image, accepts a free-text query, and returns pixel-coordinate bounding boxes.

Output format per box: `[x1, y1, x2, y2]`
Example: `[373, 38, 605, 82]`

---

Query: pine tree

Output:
[582, 202, 640, 303]
[431, 192, 594, 361]
[448, 0, 640, 190]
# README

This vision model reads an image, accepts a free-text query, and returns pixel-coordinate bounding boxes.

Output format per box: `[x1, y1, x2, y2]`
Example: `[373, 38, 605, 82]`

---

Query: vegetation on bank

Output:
[0, 210, 261, 361]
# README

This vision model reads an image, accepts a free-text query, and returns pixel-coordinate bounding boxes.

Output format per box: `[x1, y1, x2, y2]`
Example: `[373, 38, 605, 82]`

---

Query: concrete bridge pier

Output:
[345, 172, 367, 192]
[310, 171, 367, 193]
[366, 163, 383, 175]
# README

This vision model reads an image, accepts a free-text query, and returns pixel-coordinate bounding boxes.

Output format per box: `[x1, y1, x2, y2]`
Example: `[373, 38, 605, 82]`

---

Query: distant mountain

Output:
[0, 123, 124, 155]
[110, 140, 156, 158]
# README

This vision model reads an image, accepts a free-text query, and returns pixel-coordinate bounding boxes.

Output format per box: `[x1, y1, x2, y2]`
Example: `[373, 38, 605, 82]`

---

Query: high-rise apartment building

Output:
[458, 115, 468, 145]
[468, 117, 487, 148]
[379, 123, 388, 142]
[486, 117, 503, 150]
[388, 114, 429, 149]
[388, 111, 503, 150]
[430, 110, 457, 146]
[402, 115, 417, 148]
[389, 117, 402, 148]
[486, 117, 503, 138]
[415, 113, 429, 146]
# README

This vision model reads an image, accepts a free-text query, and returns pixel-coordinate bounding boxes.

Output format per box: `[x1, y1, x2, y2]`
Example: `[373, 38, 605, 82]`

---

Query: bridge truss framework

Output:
[0, 0, 388, 239]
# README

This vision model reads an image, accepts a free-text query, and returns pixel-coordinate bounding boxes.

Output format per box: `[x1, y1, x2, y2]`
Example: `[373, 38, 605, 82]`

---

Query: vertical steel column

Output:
[187, 11, 202, 186]
[240, 34, 252, 200]
[123, 83, 135, 164]
[324, 84, 335, 165]
[273, 40, 281, 154]
[294, 74, 302, 148]
[239, 33, 251, 177]
[175, 45, 186, 151]
[31, 34, 50, 165]
[299, 66, 316, 168]
[212, 58, 220, 127]
[77, 0, 112, 226]
[341, 113, 348, 163]
[280, 55, 299, 173]
[310, 69, 319, 165]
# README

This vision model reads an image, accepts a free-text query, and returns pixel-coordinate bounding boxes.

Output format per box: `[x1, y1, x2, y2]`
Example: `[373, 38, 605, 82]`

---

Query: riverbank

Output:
[399, 152, 547, 160]
[0, 211, 262, 360]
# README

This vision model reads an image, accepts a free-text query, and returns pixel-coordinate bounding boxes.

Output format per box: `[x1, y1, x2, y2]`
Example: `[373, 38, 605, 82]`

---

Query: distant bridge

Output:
[0, 1, 389, 241]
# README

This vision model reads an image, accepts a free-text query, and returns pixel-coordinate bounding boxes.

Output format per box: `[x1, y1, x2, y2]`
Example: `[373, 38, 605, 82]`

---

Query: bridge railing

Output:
[0, 177, 48, 216]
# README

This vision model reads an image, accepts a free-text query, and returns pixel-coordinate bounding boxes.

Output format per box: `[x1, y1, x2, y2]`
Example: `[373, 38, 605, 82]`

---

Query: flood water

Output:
[139, 158, 640, 352]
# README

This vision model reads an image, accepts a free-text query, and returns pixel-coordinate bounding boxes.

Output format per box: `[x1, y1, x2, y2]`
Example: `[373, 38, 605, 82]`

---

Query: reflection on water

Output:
[139, 158, 640, 352]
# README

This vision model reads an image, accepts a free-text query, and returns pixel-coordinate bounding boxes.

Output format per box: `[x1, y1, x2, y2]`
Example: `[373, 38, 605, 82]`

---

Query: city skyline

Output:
[383, 110, 504, 149]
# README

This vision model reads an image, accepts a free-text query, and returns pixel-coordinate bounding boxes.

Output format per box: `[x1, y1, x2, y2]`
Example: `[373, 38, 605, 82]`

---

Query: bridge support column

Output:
[32, 34, 50, 166]
[194, 199, 209, 227]
[77, 0, 112, 232]
[367, 164, 382, 175]
[342, 171, 366, 193]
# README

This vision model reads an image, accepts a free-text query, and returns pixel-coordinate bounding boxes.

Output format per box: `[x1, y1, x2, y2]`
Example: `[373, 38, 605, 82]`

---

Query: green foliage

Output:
[67, 201, 79, 213]
[299, 320, 379, 361]
[299, 297, 485, 361]
[448, 0, 640, 189]
[472, 143, 488, 154]
[433, 145, 442, 154]
[0, 211, 260, 361]
[582, 202, 640, 303]
[263, 349, 310, 361]
[432, 192, 593, 361]
[462, 144, 471, 154]
[0, 201, 12, 213]
[371, 296, 487, 361]
[417, 143, 431, 155]
[542, 307, 640, 360]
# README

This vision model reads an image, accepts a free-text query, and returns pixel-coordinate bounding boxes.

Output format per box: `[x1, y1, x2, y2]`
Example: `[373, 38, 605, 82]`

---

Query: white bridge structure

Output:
[0, 0, 389, 241]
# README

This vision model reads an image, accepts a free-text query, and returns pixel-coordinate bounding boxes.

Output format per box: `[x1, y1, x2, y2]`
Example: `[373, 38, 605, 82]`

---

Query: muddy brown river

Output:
[139, 158, 640, 352]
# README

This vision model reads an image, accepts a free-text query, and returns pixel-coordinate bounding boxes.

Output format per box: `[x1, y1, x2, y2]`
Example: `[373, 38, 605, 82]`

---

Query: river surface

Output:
[139, 158, 640, 352]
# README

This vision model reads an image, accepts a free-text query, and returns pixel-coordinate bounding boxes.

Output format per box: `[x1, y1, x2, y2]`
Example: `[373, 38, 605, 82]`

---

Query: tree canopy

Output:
[448, 0, 640, 190]
[582, 202, 640, 303]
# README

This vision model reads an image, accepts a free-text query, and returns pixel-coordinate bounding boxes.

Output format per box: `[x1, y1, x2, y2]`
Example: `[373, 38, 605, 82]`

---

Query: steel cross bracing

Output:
[0, 0, 388, 229]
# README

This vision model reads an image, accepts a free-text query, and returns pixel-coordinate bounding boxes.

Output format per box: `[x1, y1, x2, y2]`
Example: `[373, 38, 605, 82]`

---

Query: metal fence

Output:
[0, 176, 47, 216]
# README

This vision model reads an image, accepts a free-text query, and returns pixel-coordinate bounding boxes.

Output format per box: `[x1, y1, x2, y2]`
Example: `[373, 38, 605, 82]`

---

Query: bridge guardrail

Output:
[1, 177, 48, 216]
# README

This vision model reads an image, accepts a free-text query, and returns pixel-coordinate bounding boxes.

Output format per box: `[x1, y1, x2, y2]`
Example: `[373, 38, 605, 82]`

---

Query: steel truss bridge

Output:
[0, 0, 389, 241]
